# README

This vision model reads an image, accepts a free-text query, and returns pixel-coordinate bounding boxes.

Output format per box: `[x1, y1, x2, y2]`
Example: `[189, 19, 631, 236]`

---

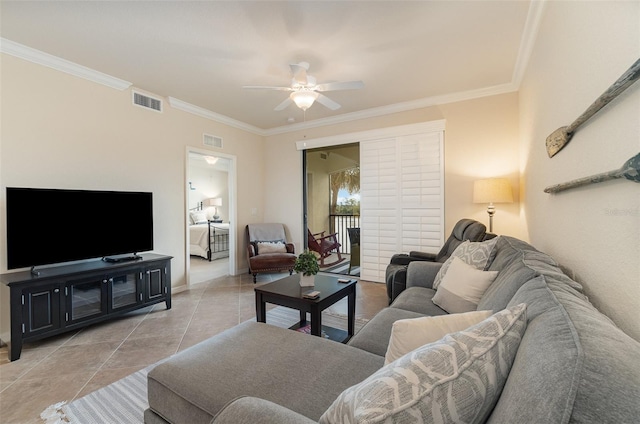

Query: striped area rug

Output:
[320, 258, 360, 276]
[41, 307, 368, 424]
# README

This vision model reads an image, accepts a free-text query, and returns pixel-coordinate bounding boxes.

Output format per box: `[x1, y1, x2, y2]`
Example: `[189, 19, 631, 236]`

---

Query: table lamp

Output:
[473, 178, 513, 232]
[205, 197, 223, 220]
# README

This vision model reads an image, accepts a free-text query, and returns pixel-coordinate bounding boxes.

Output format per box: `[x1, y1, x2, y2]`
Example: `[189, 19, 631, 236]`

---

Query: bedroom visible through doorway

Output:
[186, 150, 236, 284]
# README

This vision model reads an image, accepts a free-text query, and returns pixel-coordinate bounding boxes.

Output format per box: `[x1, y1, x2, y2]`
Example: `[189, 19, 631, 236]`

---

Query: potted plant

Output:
[294, 250, 320, 287]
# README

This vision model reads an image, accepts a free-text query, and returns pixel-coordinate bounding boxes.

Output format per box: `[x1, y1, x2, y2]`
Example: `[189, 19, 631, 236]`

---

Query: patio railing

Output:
[329, 214, 361, 254]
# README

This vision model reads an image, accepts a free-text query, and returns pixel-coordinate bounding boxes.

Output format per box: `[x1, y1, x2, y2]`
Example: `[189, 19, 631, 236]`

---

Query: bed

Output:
[189, 208, 230, 260]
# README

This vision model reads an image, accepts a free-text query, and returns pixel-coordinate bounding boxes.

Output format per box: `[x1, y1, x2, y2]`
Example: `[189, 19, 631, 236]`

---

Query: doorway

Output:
[186, 149, 237, 285]
[304, 143, 360, 276]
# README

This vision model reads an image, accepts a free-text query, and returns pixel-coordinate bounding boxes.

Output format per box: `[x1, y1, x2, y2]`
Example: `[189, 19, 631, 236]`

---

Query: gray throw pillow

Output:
[320, 303, 527, 424]
[433, 236, 499, 290]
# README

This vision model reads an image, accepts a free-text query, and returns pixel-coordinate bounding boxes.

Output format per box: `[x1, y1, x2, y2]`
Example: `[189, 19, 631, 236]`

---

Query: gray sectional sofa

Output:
[145, 235, 640, 424]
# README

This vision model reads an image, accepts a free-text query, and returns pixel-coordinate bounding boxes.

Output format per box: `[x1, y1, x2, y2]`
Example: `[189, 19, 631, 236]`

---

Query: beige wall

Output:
[0, 54, 264, 340]
[519, 2, 639, 340]
[264, 92, 525, 252]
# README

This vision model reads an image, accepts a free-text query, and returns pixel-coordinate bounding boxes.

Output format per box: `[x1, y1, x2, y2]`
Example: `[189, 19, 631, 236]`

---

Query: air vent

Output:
[133, 91, 162, 112]
[203, 134, 223, 148]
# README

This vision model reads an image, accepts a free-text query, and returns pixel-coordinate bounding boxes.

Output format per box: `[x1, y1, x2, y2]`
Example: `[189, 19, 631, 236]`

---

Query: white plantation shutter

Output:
[360, 131, 444, 282]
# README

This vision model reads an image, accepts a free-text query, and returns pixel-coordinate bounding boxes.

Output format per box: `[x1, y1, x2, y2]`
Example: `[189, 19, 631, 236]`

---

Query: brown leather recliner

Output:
[246, 223, 297, 283]
[385, 218, 490, 303]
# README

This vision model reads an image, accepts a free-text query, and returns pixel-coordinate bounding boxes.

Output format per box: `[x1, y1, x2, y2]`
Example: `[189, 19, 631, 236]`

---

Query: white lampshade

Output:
[204, 197, 222, 207]
[473, 178, 513, 204]
[290, 90, 319, 111]
[473, 178, 512, 232]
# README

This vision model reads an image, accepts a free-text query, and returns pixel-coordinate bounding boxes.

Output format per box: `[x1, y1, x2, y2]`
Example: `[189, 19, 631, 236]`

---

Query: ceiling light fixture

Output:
[290, 90, 319, 111]
[204, 156, 218, 165]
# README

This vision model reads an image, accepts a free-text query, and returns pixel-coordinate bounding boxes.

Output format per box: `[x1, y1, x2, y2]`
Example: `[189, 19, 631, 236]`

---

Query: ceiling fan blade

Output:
[316, 93, 341, 110]
[243, 85, 292, 91]
[290, 62, 309, 85]
[274, 97, 293, 111]
[315, 80, 364, 92]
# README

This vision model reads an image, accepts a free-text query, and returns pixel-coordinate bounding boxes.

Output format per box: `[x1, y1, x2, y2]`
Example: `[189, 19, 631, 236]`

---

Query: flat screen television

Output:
[6, 187, 153, 270]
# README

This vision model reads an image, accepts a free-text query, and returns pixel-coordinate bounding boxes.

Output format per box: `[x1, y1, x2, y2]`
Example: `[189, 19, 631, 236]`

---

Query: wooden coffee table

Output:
[255, 274, 357, 343]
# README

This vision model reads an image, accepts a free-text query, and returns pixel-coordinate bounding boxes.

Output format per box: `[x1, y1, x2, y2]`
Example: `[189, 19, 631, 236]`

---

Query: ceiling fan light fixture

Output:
[290, 90, 319, 111]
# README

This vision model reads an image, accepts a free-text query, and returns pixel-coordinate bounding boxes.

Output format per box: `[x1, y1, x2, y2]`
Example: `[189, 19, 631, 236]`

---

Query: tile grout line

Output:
[68, 307, 156, 402]
[175, 282, 209, 354]
[0, 327, 85, 394]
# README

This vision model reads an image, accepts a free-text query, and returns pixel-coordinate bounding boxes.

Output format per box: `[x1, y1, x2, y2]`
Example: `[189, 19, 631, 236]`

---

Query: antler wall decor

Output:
[544, 153, 640, 193]
[546, 58, 640, 158]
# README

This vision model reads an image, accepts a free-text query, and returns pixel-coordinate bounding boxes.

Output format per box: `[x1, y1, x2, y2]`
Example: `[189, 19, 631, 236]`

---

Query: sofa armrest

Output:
[389, 252, 436, 266]
[406, 261, 443, 289]
[408, 251, 437, 261]
[212, 397, 317, 424]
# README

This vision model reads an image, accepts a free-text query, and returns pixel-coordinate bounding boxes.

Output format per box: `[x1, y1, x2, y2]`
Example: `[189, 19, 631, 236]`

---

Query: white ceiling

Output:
[0, 1, 536, 133]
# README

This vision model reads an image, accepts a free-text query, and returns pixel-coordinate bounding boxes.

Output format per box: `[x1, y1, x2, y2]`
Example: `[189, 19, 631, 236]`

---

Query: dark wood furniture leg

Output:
[310, 304, 322, 337]
[256, 293, 266, 323]
[347, 287, 356, 338]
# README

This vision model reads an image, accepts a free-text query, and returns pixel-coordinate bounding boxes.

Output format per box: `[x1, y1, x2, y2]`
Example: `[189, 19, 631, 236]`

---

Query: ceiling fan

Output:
[243, 62, 364, 112]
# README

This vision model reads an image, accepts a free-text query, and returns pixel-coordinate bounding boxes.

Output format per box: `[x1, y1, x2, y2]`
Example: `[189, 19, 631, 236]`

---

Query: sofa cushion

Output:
[432, 257, 499, 313]
[493, 274, 640, 424]
[477, 237, 540, 312]
[384, 309, 493, 365]
[321, 304, 527, 424]
[147, 321, 384, 423]
[433, 236, 499, 290]
[212, 397, 317, 424]
[390, 286, 448, 316]
[347, 307, 426, 357]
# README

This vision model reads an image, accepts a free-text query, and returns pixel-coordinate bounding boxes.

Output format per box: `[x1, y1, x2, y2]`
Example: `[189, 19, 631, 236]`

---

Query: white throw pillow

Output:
[384, 309, 493, 365]
[256, 241, 287, 254]
[189, 211, 208, 225]
[433, 236, 499, 290]
[432, 257, 499, 313]
[320, 303, 527, 424]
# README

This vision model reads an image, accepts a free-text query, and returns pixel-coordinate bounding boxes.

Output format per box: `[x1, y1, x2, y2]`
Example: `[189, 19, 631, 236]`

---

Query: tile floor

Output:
[0, 260, 388, 423]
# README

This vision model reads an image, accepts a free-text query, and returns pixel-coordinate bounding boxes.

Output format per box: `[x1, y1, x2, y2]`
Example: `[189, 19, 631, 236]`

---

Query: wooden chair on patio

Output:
[307, 229, 344, 267]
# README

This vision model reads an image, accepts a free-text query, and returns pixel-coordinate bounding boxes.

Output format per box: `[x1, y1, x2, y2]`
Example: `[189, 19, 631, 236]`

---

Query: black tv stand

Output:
[103, 254, 142, 263]
[1, 253, 172, 361]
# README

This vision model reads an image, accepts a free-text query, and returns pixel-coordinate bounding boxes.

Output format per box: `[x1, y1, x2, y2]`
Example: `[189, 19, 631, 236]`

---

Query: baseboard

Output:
[0, 333, 9, 347]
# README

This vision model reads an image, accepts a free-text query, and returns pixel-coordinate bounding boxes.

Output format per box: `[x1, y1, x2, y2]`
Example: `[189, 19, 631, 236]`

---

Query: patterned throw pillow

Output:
[433, 236, 499, 290]
[319, 303, 527, 424]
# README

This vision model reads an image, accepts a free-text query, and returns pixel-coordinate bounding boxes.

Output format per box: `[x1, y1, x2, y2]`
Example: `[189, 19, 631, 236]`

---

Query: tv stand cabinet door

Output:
[142, 263, 171, 308]
[21, 284, 62, 338]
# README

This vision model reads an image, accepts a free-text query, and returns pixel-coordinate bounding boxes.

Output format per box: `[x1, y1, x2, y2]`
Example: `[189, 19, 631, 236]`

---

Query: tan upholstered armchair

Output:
[246, 223, 297, 283]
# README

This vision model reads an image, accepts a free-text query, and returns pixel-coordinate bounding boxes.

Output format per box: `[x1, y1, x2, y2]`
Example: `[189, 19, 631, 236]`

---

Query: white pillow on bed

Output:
[189, 211, 207, 225]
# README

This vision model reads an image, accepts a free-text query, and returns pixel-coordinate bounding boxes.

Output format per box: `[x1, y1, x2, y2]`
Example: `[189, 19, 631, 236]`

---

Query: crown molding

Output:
[167, 97, 266, 136]
[1, 0, 544, 137]
[264, 82, 518, 136]
[512, 0, 547, 86]
[0, 38, 132, 90]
